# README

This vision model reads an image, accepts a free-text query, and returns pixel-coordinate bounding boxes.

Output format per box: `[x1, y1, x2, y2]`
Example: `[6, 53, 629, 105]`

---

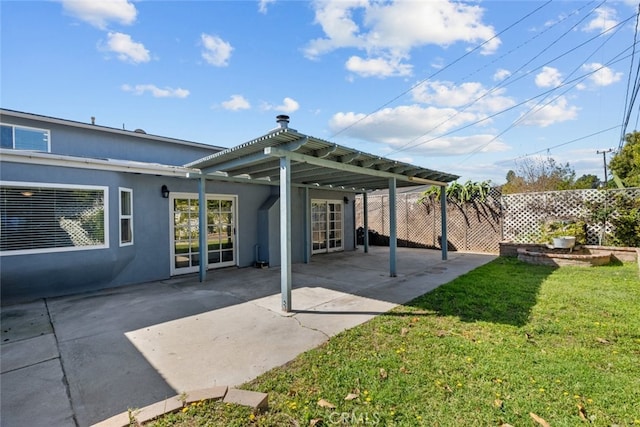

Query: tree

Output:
[501, 157, 576, 194]
[573, 174, 600, 189]
[609, 131, 640, 187]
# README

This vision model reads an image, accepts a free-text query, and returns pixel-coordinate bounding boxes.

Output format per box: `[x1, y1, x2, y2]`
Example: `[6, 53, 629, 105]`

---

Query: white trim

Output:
[0, 181, 109, 256]
[119, 187, 133, 247]
[169, 192, 238, 276]
[310, 198, 344, 255]
[0, 148, 198, 177]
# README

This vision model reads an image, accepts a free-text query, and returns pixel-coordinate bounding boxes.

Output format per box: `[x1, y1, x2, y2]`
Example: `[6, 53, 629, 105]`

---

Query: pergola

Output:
[187, 118, 459, 312]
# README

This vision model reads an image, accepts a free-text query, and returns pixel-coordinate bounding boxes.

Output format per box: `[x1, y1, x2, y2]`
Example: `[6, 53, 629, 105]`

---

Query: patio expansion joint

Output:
[44, 298, 80, 427]
[0, 355, 61, 375]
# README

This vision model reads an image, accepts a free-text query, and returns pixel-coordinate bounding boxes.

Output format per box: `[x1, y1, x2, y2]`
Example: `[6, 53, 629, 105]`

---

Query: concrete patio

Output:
[0, 246, 495, 427]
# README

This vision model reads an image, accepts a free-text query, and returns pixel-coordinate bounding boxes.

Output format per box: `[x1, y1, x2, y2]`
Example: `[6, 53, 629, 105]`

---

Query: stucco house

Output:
[0, 109, 457, 307]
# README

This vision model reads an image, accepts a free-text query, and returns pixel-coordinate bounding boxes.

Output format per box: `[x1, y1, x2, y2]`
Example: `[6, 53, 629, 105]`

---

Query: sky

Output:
[1, 0, 639, 185]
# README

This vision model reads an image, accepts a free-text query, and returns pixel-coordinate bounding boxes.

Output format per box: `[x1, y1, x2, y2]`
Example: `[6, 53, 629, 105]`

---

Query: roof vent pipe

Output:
[276, 115, 290, 129]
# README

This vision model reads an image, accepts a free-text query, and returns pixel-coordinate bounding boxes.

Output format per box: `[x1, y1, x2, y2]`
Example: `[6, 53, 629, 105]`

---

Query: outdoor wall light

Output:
[161, 185, 170, 199]
[344, 196, 349, 204]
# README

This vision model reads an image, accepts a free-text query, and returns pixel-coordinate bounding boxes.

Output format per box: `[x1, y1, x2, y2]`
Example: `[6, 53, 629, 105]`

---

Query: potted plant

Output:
[538, 220, 586, 248]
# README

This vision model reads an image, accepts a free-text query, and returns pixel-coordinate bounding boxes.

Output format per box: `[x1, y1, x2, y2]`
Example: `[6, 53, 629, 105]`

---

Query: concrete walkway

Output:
[0, 247, 495, 426]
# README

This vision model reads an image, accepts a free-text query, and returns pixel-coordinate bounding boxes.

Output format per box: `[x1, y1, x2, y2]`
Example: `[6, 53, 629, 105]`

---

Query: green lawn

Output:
[149, 258, 640, 427]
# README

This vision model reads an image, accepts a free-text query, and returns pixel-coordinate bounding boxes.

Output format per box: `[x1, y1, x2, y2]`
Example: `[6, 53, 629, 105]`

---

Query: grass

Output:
[148, 258, 640, 426]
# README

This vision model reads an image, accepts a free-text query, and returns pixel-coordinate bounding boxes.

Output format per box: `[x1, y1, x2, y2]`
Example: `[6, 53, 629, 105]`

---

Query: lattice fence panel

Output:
[357, 187, 638, 253]
[502, 188, 640, 245]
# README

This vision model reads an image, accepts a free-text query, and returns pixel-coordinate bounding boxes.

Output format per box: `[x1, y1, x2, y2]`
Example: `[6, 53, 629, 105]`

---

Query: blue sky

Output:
[1, 0, 638, 184]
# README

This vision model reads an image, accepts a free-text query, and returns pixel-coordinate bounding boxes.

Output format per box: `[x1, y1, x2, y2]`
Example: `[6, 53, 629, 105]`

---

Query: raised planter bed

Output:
[500, 242, 640, 270]
[516, 246, 610, 267]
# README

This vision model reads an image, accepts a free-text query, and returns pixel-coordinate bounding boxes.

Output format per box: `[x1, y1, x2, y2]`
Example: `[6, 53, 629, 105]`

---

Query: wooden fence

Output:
[355, 188, 639, 254]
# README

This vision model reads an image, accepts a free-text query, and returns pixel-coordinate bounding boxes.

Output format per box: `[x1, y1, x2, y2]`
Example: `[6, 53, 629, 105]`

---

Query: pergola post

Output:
[198, 176, 207, 282]
[389, 177, 397, 277]
[440, 185, 448, 261]
[363, 192, 369, 253]
[280, 156, 292, 312]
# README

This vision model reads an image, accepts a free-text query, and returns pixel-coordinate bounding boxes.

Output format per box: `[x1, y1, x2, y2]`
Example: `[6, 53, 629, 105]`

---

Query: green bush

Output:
[610, 194, 640, 247]
[537, 220, 586, 244]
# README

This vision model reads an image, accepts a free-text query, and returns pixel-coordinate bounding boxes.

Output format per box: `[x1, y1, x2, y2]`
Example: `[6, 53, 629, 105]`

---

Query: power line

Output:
[390, 7, 635, 157]
[328, 0, 554, 139]
[516, 125, 621, 159]
[386, 0, 603, 156]
[619, 2, 640, 150]
[455, 15, 633, 164]
[399, 49, 635, 156]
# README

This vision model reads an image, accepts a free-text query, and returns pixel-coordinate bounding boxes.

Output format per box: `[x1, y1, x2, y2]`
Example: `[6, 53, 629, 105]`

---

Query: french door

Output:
[311, 200, 343, 254]
[170, 194, 236, 275]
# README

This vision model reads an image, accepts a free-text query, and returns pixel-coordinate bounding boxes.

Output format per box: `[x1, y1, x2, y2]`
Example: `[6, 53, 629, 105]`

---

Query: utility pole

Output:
[596, 148, 613, 186]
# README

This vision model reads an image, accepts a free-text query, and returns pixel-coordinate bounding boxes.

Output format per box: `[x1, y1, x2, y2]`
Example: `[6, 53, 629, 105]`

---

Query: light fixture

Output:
[161, 185, 170, 199]
[344, 196, 349, 204]
[21, 191, 34, 197]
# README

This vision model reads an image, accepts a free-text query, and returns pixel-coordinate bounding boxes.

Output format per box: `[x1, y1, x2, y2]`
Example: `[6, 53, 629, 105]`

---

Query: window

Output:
[0, 182, 108, 255]
[119, 188, 133, 246]
[0, 124, 50, 152]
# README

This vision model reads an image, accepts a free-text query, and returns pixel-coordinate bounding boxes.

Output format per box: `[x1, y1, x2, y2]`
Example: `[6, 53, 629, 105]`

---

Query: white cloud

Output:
[121, 84, 189, 98]
[329, 105, 480, 146]
[304, 0, 499, 78]
[258, 0, 276, 14]
[518, 96, 579, 127]
[277, 97, 300, 113]
[262, 97, 300, 113]
[345, 55, 412, 78]
[222, 95, 251, 111]
[411, 81, 515, 114]
[535, 66, 563, 88]
[201, 34, 233, 67]
[493, 68, 511, 81]
[104, 32, 150, 63]
[583, 6, 618, 33]
[425, 134, 509, 155]
[61, 0, 137, 29]
[329, 106, 510, 156]
[582, 63, 623, 87]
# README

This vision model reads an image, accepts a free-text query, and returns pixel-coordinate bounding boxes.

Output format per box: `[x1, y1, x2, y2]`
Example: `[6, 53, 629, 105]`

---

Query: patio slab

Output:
[0, 247, 495, 426]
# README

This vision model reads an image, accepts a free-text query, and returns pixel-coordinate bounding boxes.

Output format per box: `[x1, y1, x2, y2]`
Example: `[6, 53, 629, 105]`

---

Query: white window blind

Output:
[0, 183, 108, 254]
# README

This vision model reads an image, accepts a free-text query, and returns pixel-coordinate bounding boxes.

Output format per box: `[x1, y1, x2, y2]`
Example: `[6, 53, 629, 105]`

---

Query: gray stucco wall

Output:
[0, 160, 357, 303]
[1, 112, 358, 303]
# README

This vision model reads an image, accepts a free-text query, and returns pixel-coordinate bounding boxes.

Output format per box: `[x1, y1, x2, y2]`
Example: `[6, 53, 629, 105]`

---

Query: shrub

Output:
[537, 220, 586, 245]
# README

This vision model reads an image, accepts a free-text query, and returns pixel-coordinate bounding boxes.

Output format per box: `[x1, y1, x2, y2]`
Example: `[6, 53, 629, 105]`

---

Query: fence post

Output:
[440, 186, 448, 260]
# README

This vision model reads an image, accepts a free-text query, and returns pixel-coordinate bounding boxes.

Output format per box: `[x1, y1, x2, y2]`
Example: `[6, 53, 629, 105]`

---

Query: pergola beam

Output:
[265, 147, 447, 186]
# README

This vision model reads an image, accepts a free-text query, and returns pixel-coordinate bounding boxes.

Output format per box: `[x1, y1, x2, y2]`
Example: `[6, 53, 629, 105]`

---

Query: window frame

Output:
[119, 187, 133, 247]
[0, 181, 109, 256]
[0, 123, 51, 152]
[310, 198, 344, 255]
